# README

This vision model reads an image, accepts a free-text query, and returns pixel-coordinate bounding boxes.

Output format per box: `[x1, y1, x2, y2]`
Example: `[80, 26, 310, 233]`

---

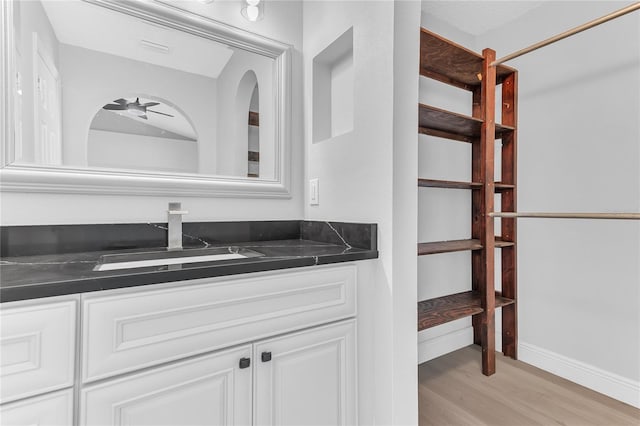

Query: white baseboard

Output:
[519, 342, 640, 409]
[418, 325, 504, 365]
[418, 327, 473, 364]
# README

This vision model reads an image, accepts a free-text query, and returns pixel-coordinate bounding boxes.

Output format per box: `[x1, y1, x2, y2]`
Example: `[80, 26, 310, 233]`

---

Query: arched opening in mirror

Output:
[224, 70, 261, 178]
[248, 83, 259, 178]
[87, 95, 198, 174]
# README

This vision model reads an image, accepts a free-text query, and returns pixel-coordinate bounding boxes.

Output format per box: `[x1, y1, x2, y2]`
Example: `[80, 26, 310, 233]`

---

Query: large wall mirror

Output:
[0, 0, 291, 197]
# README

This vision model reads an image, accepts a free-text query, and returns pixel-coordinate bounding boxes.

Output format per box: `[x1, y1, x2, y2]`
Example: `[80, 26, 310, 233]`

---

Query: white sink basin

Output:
[94, 247, 263, 272]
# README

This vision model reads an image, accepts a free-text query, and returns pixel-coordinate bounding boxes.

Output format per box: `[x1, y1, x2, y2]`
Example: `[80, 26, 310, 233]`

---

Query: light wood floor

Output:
[419, 345, 640, 426]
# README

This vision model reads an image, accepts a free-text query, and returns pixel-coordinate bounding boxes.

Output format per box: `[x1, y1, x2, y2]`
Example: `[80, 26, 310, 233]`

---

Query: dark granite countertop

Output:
[0, 221, 377, 302]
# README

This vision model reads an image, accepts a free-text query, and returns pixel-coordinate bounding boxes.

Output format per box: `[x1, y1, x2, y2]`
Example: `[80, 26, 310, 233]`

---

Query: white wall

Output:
[303, 1, 420, 424]
[421, 1, 640, 407]
[1, 0, 303, 225]
[88, 129, 198, 174]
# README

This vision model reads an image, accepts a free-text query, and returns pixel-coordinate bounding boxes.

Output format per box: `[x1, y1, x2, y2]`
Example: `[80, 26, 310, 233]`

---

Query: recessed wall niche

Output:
[312, 27, 354, 143]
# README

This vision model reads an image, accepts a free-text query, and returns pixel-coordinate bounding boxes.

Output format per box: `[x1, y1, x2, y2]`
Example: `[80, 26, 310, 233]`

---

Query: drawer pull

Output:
[261, 352, 272, 362]
[239, 357, 251, 369]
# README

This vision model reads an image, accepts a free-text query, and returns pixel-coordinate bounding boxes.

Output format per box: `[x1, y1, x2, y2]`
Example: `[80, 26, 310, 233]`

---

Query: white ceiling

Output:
[41, 0, 234, 79]
[421, 1, 546, 36]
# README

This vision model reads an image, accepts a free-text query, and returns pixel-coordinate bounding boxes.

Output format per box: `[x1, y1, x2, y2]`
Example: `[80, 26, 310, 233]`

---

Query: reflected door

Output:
[33, 33, 61, 165]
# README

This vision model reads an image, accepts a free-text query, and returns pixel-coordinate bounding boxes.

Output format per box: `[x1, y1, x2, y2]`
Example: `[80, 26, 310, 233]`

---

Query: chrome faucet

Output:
[167, 202, 188, 250]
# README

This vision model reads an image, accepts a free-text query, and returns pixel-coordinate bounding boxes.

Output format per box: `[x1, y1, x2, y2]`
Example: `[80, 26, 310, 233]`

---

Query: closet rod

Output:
[489, 212, 640, 220]
[491, 2, 640, 66]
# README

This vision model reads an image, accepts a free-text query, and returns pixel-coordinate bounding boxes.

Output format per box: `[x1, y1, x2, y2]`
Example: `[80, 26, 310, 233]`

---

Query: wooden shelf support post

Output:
[471, 48, 497, 376]
[501, 71, 518, 359]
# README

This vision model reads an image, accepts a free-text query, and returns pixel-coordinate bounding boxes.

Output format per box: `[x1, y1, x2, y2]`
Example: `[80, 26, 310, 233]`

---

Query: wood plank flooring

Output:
[419, 345, 640, 426]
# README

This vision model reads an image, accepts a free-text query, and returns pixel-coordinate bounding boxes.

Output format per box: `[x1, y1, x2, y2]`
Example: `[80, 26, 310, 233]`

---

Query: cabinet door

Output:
[0, 300, 76, 403]
[0, 389, 73, 426]
[80, 345, 252, 426]
[254, 320, 356, 426]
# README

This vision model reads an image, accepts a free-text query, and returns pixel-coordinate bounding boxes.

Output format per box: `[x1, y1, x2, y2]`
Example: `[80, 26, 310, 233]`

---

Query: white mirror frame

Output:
[0, 0, 292, 198]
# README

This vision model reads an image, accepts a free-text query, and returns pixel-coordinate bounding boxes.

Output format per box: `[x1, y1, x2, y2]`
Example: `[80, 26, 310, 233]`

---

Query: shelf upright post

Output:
[472, 48, 497, 376]
[500, 71, 518, 359]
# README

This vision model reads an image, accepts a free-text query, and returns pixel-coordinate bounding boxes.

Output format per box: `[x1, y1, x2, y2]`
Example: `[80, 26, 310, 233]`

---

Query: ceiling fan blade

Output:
[148, 109, 174, 117]
[141, 102, 159, 107]
[103, 104, 127, 110]
[113, 98, 128, 105]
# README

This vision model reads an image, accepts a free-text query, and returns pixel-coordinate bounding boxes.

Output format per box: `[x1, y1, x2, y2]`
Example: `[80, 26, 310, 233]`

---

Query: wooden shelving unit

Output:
[417, 28, 518, 375]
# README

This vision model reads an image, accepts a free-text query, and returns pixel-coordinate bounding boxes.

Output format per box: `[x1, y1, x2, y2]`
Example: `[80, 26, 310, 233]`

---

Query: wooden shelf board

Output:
[419, 126, 473, 143]
[418, 237, 515, 255]
[418, 239, 482, 255]
[418, 179, 516, 191]
[420, 28, 515, 89]
[494, 182, 515, 192]
[419, 104, 514, 141]
[419, 104, 482, 139]
[495, 237, 515, 248]
[496, 124, 516, 136]
[418, 179, 482, 189]
[418, 290, 515, 330]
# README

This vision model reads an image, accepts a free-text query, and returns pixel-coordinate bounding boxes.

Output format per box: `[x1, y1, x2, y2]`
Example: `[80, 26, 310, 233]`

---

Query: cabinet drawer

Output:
[0, 389, 74, 426]
[82, 265, 356, 383]
[0, 300, 76, 403]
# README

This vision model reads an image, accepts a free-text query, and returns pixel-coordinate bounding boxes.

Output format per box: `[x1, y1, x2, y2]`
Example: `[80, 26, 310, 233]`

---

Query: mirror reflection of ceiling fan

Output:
[102, 98, 174, 120]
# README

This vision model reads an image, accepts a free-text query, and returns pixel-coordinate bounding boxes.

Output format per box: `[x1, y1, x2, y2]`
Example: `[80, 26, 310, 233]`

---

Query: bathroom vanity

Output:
[0, 220, 377, 425]
[0, 0, 379, 423]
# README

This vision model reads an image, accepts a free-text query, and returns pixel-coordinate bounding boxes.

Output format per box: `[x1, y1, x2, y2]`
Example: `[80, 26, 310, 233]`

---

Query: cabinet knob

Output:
[261, 351, 272, 362]
[239, 357, 251, 369]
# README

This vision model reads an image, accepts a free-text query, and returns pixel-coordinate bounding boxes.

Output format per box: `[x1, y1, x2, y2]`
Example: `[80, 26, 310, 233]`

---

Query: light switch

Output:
[309, 178, 319, 205]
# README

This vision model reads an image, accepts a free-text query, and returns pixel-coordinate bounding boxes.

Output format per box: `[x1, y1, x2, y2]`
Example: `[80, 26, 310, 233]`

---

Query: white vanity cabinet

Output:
[79, 265, 357, 426]
[0, 264, 358, 425]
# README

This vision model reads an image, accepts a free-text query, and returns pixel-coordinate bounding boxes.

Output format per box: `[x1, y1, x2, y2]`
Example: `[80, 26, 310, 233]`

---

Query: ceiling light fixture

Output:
[241, 0, 263, 22]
